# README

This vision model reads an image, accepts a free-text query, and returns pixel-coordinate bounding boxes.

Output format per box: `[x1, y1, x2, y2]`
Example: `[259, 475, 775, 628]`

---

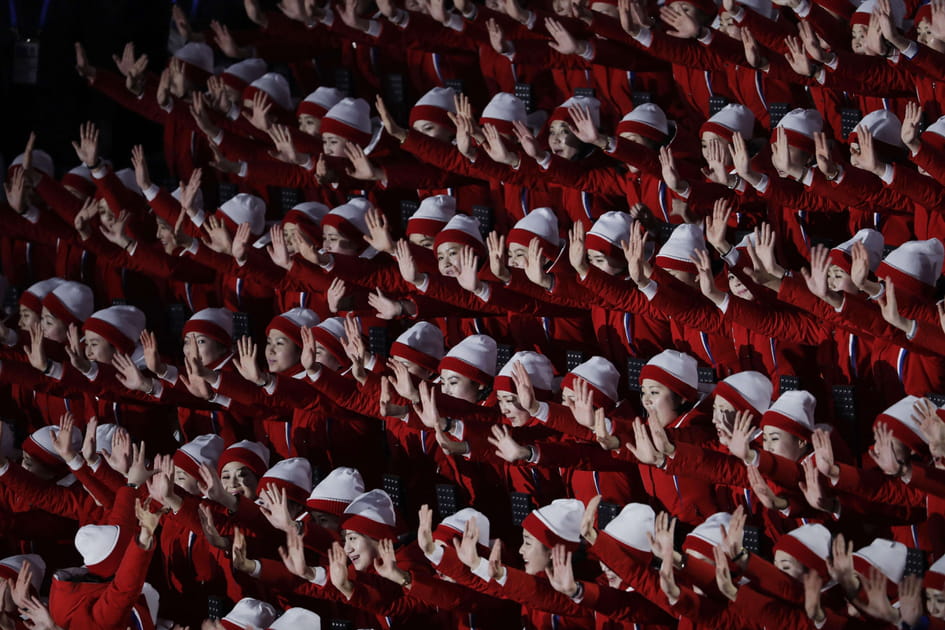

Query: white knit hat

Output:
[774, 108, 823, 153]
[254, 201, 330, 248]
[561, 356, 620, 407]
[602, 503, 656, 554]
[586, 211, 635, 259]
[433, 214, 486, 257]
[773, 523, 831, 580]
[223, 598, 278, 630]
[714, 371, 772, 415]
[829, 228, 884, 273]
[247, 72, 293, 111]
[341, 489, 399, 540]
[298, 87, 345, 119]
[655, 224, 706, 274]
[266, 307, 320, 347]
[173, 42, 213, 75]
[853, 0, 904, 26]
[74, 524, 123, 574]
[853, 538, 907, 584]
[217, 440, 271, 478]
[0, 554, 45, 592]
[390, 321, 445, 374]
[700, 103, 755, 141]
[259, 457, 313, 505]
[288, 201, 332, 225]
[495, 351, 555, 397]
[683, 512, 732, 558]
[508, 208, 561, 260]
[875, 239, 944, 298]
[640, 349, 700, 400]
[550, 95, 601, 129]
[268, 608, 322, 630]
[410, 86, 458, 128]
[114, 168, 143, 196]
[95, 424, 119, 455]
[171, 184, 204, 212]
[851, 109, 905, 149]
[23, 425, 81, 473]
[183, 307, 234, 346]
[616, 103, 671, 143]
[434, 507, 491, 547]
[439, 334, 497, 385]
[20, 277, 66, 313]
[874, 395, 930, 456]
[479, 93, 527, 136]
[732, 0, 776, 17]
[761, 390, 816, 441]
[219, 193, 267, 236]
[321, 197, 372, 242]
[321, 97, 374, 146]
[925, 553, 945, 591]
[407, 194, 457, 238]
[221, 58, 267, 91]
[311, 316, 348, 367]
[83, 305, 146, 355]
[522, 498, 584, 552]
[173, 434, 224, 479]
[306, 467, 365, 515]
[11, 150, 54, 177]
[42, 281, 94, 326]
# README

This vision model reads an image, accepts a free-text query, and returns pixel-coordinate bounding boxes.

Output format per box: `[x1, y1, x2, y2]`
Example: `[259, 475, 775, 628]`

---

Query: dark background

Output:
[0, 0, 260, 182]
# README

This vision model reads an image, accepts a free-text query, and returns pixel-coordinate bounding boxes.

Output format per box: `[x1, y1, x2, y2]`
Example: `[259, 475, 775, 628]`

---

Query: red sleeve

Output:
[578, 580, 675, 622]
[734, 9, 795, 53]
[242, 159, 318, 188]
[886, 163, 945, 210]
[833, 462, 927, 508]
[754, 450, 804, 490]
[664, 442, 749, 488]
[649, 279, 728, 337]
[72, 462, 119, 509]
[901, 43, 945, 81]
[538, 154, 626, 197]
[498, 567, 594, 620]
[912, 140, 945, 184]
[89, 69, 167, 124]
[0, 464, 87, 520]
[577, 267, 653, 313]
[36, 173, 85, 223]
[91, 539, 156, 627]
[822, 52, 915, 95]
[800, 3, 851, 52]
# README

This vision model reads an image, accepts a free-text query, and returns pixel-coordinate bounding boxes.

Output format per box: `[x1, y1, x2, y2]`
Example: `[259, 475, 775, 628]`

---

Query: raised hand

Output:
[127, 441, 151, 487]
[279, 524, 316, 580]
[512, 120, 544, 160]
[25, 322, 47, 373]
[486, 231, 511, 283]
[898, 575, 923, 627]
[567, 103, 601, 145]
[488, 424, 530, 462]
[373, 538, 409, 585]
[202, 215, 233, 254]
[71, 121, 99, 168]
[231, 528, 256, 574]
[375, 95, 407, 142]
[452, 517, 483, 569]
[395, 239, 421, 286]
[869, 422, 907, 477]
[854, 126, 885, 176]
[579, 494, 601, 544]
[658, 145, 686, 193]
[827, 533, 858, 597]
[259, 486, 294, 533]
[74, 42, 97, 80]
[481, 124, 516, 166]
[725, 409, 755, 463]
[746, 465, 783, 509]
[3, 167, 28, 215]
[803, 570, 826, 623]
[81, 416, 98, 464]
[705, 199, 732, 254]
[326, 278, 347, 314]
[660, 2, 702, 38]
[198, 503, 231, 550]
[268, 124, 305, 165]
[913, 397, 945, 458]
[594, 408, 619, 450]
[546, 18, 583, 55]
[486, 17, 510, 54]
[546, 545, 579, 596]
[901, 101, 922, 154]
[417, 505, 436, 555]
[455, 246, 482, 293]
[511, 360, 539, 414]
[811, 428, 839, 482]
[626, 417, 661, 465]
[813, 131, 839, 180]
[52, 412, 79, 462]
[801, 244, 842, 308]
[719, 505, 746, 560]
[799, 456, 836, 513]
[693, 248, 725, 306]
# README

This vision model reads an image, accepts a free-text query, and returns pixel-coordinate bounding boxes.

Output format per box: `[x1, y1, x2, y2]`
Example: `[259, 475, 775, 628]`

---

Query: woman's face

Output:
[266, 329, 302, 373]
[315, 342, 342, 372]
[826, 264, 857, 293]
[21, 452, 55, 480]
[439, 369, 481, 402]
[174, 466, 200, 495]
[309, 509, 341, 531]
[220, 462, 259, 499]
[412, 119, 453, 143]
[408, 232, 436, 249]
[321, 225, 360, 256]
[600, 561, 621, 588]
[437, 242, 463, 277]
[497, 391, 531, 426]
[587, 249, 626, 276]
[40, 307, 67, 343]
[299, 114, 321, 136]
[917, 19, 945, 51]
[18, 305, 39, 332]
[548, 120, 582, 160]
[762, 426, 807, 461]
[519, 530, 552, 575]
[701, 131, 732, 166]
[927, 587, 945, 619]
[97, 199, 117, 230]
[851, 24, 868, 54]
[507, 243, 529, 269]
[717, 10, 740, 38]
[183, 333, 228, 366]
[712, 396, 738, 445]
[156, 217, 177, 255]
[343, 530, 379, 571]
[83, 330, 116, 364]
[640, 378, 681, 426]
[322, 132, 347, 157]
[728, 273, 755, 300]
[773, 549, 806, 580]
